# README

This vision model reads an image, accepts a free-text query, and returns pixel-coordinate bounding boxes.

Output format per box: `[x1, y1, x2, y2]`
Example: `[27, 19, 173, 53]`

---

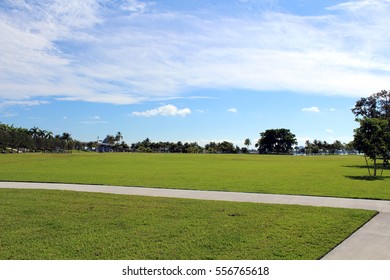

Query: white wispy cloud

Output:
[131, 104, 191, 117]
[228, 108, 238, 113]
[0, 111, 18, 118]
[117, 0, 149, 13]
[302, 106, 320, 113]
[0, 100, 50, 108]
[80, 115, 108, 125]
[1, 0, 390, 106]
[327, 0, 390, 12]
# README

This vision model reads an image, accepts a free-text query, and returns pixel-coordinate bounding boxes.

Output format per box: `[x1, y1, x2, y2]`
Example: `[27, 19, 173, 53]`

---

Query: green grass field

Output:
[0, 153, 387, 259]
[0, 188, 376, 260]
[0, 153, 389, 199]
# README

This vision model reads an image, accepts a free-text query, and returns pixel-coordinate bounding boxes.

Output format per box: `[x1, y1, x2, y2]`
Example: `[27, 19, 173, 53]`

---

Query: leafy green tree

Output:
[354, 118, 390, 176]
[329, 140, 344, 154]
[187, 142, 202, 153]
[15, 127, 33, 151]
[305, 140, 320, 154]
[205, 142, 217, 153]
[176, 141, 183, 153]
[142, 138, 151, 148]
[352, 90, 390, 122]
[256, 129, 297, 154]
[217, 141, 235, 153]
[352, 90, 390, 175]
[0, 123, 12, 150]
[104, 135, 115, 145]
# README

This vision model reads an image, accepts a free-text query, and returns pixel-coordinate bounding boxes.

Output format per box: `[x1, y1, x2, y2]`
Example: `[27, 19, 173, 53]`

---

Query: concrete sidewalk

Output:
[1, 181, 390, 259]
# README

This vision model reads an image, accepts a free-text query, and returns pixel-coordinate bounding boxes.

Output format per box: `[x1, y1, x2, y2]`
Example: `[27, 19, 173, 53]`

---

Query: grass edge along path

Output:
[0, 188, 376, 260]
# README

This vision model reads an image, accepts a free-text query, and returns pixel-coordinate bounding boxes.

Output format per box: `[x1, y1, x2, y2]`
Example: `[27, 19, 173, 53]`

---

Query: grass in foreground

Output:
[0, 189, 376, 260]
[0, 153, 389, 199]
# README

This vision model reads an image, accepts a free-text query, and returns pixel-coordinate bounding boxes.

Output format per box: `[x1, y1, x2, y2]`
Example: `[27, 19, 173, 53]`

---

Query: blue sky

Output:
[1, 0, 390, 147]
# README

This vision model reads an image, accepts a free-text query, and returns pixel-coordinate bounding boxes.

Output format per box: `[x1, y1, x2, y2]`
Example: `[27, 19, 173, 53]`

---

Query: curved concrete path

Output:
[1, 181, 390, 260]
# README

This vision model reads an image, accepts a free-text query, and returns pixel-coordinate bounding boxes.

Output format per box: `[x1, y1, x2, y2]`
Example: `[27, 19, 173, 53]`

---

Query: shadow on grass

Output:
[345, 175, 390, 181]
[343, 165, 390, 170]
[344, 163, 390, 180]
[343, 165, 370, 169]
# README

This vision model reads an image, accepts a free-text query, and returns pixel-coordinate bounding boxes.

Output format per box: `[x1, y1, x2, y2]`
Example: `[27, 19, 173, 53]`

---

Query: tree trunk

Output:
[381, 158, 388, 176]
[365, 156, 372, 177]
[373, 158, 377, 177]
[381, 162, 385, 176]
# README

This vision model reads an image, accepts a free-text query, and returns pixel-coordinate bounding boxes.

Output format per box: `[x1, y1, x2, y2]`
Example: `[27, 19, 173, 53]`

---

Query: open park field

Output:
[0, 153, 389, 199]
[0, 153, 387, 259]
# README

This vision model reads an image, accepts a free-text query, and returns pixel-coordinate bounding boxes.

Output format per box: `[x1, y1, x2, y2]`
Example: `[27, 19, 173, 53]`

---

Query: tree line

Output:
[0, 125, 131, 153]
[1, 121, 354, 155]
[302, 140, 355, 155]
[0, 124, 81, 153]
[0, 125, 238, 154]
[130, 138, 247, 154]
[130, 138, 203, 153]
[252, 129, 356, 155]
[0, 124, 243, 154]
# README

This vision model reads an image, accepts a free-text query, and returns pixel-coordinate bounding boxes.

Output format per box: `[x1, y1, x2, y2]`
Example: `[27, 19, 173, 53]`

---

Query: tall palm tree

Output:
[29, 127, 41, 139]
[244, 138, 251, 153]
[45, 131, 53, 139]
[60, 132, 73, 151]
[115, 131, 123, 145]
[29, 127, 44, 150]
[60, 132, 71, 141]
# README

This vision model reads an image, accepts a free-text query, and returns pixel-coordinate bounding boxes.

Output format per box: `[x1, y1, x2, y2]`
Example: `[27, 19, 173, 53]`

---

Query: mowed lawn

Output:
[0, 153, 389, 199]
[0, 189, 376, 260]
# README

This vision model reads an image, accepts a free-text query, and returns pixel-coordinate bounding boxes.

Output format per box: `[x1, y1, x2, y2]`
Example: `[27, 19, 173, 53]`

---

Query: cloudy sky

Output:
[1, 0, 389, 147]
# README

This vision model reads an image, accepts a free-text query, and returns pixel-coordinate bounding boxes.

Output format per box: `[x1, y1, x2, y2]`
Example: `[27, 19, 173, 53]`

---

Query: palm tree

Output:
[60, 132, 71, 141]
[29, 127, 41, 139]
[45, 131, 53, 139]
[60, 132, 74, 151]
[115, 132, 123, 145]
[28, 127, 44, 150]
[244, 138, 251, 153]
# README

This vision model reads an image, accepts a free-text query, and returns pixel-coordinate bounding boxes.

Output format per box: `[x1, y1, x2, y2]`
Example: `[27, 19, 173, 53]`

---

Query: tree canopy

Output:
[256, 128, 297, 154]
[352, 90, 390, 122]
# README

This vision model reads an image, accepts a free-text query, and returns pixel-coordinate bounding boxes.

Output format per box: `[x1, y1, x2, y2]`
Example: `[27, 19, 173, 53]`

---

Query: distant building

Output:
[97, 137, 114, 153]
